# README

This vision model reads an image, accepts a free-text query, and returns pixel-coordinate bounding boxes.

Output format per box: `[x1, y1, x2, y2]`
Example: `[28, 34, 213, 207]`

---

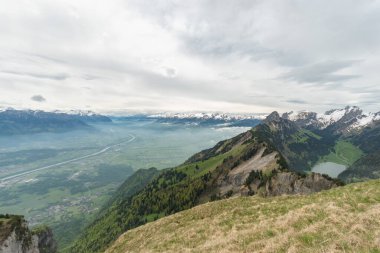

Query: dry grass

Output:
[106, 180, 380, 253]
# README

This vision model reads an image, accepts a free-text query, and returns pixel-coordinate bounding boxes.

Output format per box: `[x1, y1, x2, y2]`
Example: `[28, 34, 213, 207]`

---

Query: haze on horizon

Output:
[1, 0, 380, 114]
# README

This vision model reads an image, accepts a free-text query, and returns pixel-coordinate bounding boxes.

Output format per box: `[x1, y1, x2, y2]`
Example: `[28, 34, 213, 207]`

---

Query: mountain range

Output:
[283, 106, 380, 135]
[116, 112, 264, 127]
[0, 109, 111, 135]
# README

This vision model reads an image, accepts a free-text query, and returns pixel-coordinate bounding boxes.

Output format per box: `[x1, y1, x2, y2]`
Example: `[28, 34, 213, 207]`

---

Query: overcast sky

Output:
[1, 0, 380, 113]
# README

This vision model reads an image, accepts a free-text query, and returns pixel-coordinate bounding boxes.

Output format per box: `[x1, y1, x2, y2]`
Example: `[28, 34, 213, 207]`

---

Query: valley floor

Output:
[106, 180, 380, 253]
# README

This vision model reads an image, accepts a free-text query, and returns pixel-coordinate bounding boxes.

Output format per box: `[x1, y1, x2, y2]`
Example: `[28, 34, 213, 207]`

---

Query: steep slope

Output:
[106, 179, 380, 253]
[70, 117, 339, 253]
[0, 215, 56, 253]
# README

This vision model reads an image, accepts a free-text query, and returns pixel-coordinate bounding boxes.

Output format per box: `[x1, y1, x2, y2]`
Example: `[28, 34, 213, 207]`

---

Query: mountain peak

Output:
[264, 111, 281, 122]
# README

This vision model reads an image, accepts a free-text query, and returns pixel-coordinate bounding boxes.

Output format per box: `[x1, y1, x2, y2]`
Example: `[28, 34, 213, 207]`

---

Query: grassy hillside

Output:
[106, 179, 380, 253]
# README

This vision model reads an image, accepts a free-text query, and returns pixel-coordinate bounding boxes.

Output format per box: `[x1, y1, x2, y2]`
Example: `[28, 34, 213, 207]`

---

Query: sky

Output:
[1, 0, 380, 114]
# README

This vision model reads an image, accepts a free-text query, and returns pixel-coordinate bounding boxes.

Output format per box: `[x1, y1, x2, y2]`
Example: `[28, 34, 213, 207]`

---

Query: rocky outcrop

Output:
[0, 231, 36, 253]
[264, 172, 341, 196]
[32, 227, 57, 253]
[216, 147, 282, 197]
[0, 215, 56, 253]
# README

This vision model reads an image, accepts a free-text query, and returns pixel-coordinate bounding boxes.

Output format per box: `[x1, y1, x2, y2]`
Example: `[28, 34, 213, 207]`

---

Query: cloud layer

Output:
[1, 0, 380, 113]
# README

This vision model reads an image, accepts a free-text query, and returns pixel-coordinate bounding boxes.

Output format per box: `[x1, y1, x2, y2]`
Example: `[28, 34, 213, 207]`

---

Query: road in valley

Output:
[0, 134, 136, 183]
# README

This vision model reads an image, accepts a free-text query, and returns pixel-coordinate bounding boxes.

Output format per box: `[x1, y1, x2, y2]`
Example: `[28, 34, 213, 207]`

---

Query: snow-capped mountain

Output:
[52, 109, 98, 117]
[148, 112, 267, 120]
[349, 112, 380, 129]
[283, 106, 380, 135]
[145, 112, 265, 127]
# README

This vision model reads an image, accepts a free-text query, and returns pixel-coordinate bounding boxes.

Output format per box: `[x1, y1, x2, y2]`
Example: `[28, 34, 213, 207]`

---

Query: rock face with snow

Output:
[283, 106, 380, 135]
[149, 112, 267, 120]
[148, 112, 264, 127]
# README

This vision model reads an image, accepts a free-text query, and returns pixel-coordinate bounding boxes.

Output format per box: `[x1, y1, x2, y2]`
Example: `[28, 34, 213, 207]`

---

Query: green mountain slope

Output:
[106, 179, 380, 253]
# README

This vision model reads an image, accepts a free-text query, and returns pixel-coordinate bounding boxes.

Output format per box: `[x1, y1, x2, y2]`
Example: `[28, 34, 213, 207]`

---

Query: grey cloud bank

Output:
[0, 0, 380, 113]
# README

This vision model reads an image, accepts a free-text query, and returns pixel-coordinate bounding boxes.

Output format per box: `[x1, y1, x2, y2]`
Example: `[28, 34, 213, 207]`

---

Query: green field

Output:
[291, 129, 322, 143]
[176, 144, 247, 178]
[317, 140, 363, 166]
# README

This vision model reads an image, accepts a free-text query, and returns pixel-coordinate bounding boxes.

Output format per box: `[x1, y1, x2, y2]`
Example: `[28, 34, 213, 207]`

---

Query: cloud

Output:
[0, 0, 380, 113]
[164, 67, 177, 78]
[286, 99, 308, 105]
[280, 60, 361, 85]
[1, 70, 69, 81]
[31, 95, 46, 102]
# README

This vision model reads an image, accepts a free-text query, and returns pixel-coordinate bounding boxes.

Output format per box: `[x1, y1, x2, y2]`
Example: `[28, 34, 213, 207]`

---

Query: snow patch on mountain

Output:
[348, 112, 380, 130]
[285, 111, 314, 121]
[317, 108, 349, 129]
[52, 109, 97, 116]
[284, 106, 380, 133]
[149, 112, 268, 120]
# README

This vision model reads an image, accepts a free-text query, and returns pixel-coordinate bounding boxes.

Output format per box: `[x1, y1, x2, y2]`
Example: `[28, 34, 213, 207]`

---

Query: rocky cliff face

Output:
[265, 172, 342, 197]
[0, 215, 56, 253]
[32, 227, 57, 253]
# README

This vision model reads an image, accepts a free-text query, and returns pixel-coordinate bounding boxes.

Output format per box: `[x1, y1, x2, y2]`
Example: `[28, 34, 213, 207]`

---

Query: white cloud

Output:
[0, 0, 380, 113]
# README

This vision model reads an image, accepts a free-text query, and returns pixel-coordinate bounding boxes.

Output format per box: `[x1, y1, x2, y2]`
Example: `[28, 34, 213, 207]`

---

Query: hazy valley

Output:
[0, 110, 253, 250]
